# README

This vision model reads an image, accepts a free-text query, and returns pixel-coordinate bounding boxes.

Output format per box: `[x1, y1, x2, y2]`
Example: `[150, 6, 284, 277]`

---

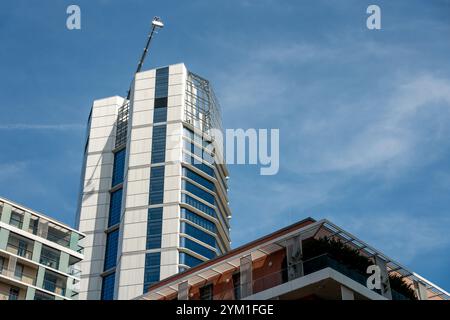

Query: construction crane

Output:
[126, 16, 164, 100]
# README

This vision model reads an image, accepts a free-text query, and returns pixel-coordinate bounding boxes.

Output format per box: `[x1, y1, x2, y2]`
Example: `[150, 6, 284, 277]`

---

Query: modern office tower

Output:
[77, 63, 231, 300]
[137, 218, 450, 301]
[0, 197, 84, 300]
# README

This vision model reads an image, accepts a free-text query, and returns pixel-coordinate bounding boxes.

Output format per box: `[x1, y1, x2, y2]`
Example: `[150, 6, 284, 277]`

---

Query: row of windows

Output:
[183, 153, 215, 177]
[153, 97, 168, 123]
[101, 273, 115, 300]
[181, 194, 216, 218]
[183, 127, 213, 149]
[181, 208, 216, 233]
[108, 189, 122, 227]
[180, 237, 216, 260]
[183, 167, 215, 192]
[149, 166, 165, 205]
[183, 140, 215, 165]
[181, 222, 216, 248]
[112, 149, 126, 186]
[183, 180, 215, 205]
[155, 67, 169, 98]
[104, 230, 119, 271]
[143, 252, 161, 293]
[146, 208, 163, 250]
[151, 126, 167, 163]
[179, 252, 204, 268]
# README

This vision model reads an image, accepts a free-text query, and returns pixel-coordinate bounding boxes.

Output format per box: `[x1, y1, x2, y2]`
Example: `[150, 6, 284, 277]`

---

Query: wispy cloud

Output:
[0, 124, 84, 130]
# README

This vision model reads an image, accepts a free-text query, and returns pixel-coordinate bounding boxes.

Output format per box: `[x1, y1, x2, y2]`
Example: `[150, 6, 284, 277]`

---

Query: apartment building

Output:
[136, 218, 450, 301]
[0, 197, 84, 300]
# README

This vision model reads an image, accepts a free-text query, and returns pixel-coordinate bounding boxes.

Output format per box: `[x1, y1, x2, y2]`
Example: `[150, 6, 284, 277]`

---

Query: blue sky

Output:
[0, 0, 449, 291]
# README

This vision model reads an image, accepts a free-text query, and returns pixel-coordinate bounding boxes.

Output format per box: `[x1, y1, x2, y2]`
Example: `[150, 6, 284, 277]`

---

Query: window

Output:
[181, 194, 216, 218]
[154, 97, 168, 123]
[143, 253, 161, 293]
[151, 125, 167, 163]
[149, 167, 165, 205]
[28, 216, 39, 235]
[179, 252, 203, 268]
[183, 140, 215, 165]
[183, 180, 215, 205]
[101, 273, 115, 300]
[104, 230, 119, 271]
[183, 167, 215, 191]
[181, 208, 216, 233]
[200, 284, 213, 300]
[180, 237, 215, 259]
[154, 67, 169, 98]
[183, 153, 215, 177]
[146, 208, 162, 250]
[17, 239, 29, 258]
[108, 189, 123, 227]
[47, 225, 70, 247]
[9, 287, 20, 300]
[9, 211, 24, 229]
[181, 223, 216, 247]
[112, 149, 126, 186]
[14, 263, 24, 280]
[40, 245, 60, 269]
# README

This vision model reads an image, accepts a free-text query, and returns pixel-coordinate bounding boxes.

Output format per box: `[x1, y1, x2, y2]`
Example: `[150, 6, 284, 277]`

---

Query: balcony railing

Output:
[42, 279, 66, 296]
[6, 242, 33, 260]
[40, 255, 60, 270]
[179, 253, 412, 301]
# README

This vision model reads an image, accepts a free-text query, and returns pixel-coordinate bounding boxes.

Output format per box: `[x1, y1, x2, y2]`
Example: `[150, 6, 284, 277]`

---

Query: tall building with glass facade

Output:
[76, 63, 231, 300]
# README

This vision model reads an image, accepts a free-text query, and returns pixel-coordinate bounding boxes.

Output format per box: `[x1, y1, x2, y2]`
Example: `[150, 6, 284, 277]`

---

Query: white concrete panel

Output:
[81, 191, 110, 207]
[167, 95, 183, 108]
[125, 193, 149, 208]
[161, 233, 179, 248]
[132, 99, 154, 113]
[118, 284, 144, 300]
[160, 264, 179, 281]
[83, 177, 111, 192]
[86, 153, 114, 167]
[84, 164, 113, 181]
[132, 110, 154, 127]
[89, 115, 117, 129]
[122, 237, 146, 253]
[169, 63, 186, 75]
[164, 176, 181, 191]
[87, 136, 115, 153]
[126, 180, 150, 196]
[120, 253, 145, 270]
[165, 148, 182, 162]
[162, 205, 179, 219]
[136, 69, 156, 80]
[128, 152, 151, 167]
[78, 217, 108, 233]
[134, 89, 155, 102]
[130, 139, 152, 155]
[90, 126, 115, 139]
[134, 78, 156, 91]
[169, 73, 184, 86]
[163, 190, 180, 203]
[167, 106, 183, 122]
[127, 168, 150, 182]
[167, 84, 184, 97]
[79, 204, 109, 220]
[119, 268, 145, 286]
[131, 126, 153, 141]
[124, 209, 148, 224]
[123, 222, 147, 239]
[160, 248, 179, 265]
[162, 218, 179, 235]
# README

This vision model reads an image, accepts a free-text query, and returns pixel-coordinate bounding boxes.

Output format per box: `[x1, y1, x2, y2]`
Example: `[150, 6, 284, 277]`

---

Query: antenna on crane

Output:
[126, 16, 164, 100]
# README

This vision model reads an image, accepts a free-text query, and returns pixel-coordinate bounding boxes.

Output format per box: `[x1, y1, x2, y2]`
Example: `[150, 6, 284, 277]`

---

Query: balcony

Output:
[42, 279, 66, 296]
[39, 246, 60, 270]
[6, 237, 33, 260]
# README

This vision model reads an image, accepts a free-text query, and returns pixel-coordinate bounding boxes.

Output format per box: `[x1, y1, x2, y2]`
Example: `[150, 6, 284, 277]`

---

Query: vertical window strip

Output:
[146, 208, 163, 249]
[108, 189, 123, 227]
[101, 273, 115, 300]
[143, 252, 161, 293]
[104, 230, 119, 270]
[112, 149, 126, 186]
[149, 167, 165, 205]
